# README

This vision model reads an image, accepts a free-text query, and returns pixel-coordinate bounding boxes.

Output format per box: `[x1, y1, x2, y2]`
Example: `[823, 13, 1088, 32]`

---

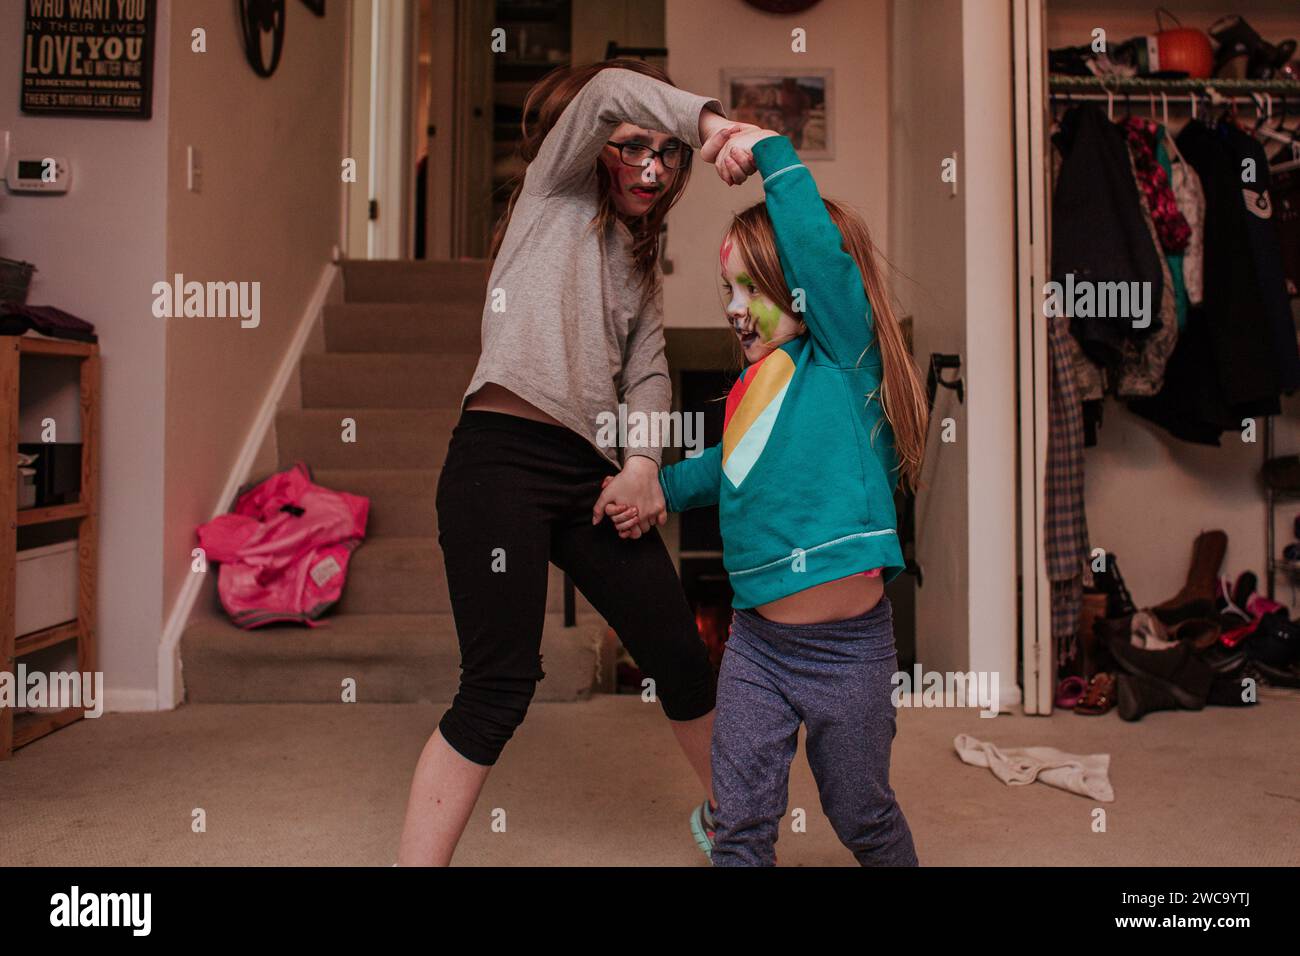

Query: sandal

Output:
[1074, 672, 1117, 715]
[1055, 675, 1087, 709]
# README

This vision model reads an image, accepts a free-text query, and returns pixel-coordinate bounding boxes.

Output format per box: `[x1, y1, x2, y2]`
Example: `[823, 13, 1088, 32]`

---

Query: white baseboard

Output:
[155, 261, 340, 711]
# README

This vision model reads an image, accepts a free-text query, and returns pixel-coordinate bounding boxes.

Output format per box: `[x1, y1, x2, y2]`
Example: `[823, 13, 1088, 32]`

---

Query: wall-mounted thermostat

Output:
[5, 155, 71, 193]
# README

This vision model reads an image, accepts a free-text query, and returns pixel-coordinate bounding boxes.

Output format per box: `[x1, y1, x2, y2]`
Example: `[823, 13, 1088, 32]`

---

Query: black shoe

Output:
[1230, 571, 1257, 610]
[1210, 15, 1264, 73]
[1206, 673, 1258, 707]
[1249, 610, 1300, 667]
[1117, 672, 1183, 721]
[1249, 658, 1300, 689]
[1196, 643, 1249, 675]
[1209, 14, 1296, 79]
[1105, 633, 1213, 709]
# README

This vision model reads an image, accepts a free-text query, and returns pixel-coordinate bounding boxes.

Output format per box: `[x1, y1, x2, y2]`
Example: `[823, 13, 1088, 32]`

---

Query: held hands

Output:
[591, 456, 667, 540]
[698, 114, 780, 186]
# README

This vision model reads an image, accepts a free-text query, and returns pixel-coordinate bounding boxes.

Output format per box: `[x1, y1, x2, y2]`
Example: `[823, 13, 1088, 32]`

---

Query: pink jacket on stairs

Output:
[196, 462, 370, 628]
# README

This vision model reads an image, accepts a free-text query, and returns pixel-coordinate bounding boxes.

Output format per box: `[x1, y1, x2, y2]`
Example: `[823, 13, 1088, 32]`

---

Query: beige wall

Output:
[1047, 0, 1300, 609]
[662, 0, 891, 329]
[890, 0, 970, 673]
[0, 0, 172, 708]
[162, 2, 346, 631]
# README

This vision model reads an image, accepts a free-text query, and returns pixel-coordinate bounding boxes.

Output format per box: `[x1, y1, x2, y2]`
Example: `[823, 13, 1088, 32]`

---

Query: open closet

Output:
[1015, 0, 1300, 717]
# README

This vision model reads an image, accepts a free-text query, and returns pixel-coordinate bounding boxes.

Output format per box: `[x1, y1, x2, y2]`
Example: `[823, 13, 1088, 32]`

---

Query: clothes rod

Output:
[1048, 76, 1300, 94]
[1050, 92, 1270, 106]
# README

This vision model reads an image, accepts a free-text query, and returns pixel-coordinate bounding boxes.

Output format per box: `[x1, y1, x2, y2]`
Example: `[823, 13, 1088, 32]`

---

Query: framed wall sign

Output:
[21, 0, 156, 119]
[720, 67, 834, 159]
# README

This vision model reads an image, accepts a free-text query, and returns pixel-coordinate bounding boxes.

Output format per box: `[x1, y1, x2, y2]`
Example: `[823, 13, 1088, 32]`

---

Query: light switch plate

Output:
[186, 144, 201, 192]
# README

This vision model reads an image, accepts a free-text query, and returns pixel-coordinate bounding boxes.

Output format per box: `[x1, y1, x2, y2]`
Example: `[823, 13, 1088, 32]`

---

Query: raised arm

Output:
[526, 68, 726, 197]
[748, 134, 875, 367]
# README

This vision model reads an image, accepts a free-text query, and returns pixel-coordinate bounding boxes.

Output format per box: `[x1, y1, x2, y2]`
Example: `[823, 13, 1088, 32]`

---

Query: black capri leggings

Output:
[435, 410, 717, 766]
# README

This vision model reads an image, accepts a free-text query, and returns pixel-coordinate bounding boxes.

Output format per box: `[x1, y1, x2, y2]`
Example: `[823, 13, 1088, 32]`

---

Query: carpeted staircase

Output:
[181, 260, 606, 704]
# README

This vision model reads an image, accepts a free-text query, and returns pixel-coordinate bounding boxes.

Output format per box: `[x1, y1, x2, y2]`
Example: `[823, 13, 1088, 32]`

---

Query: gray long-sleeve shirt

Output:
[462, 68, 725, 466]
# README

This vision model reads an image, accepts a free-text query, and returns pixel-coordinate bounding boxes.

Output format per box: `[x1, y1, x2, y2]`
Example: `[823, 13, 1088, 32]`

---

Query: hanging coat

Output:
[1115, 131, 1179, 399]
[1052, 105, 1165, 372]
[1129, 119, 1285, 443]
[1218, 120, 1300, 390]
[196, 462, 370, 628]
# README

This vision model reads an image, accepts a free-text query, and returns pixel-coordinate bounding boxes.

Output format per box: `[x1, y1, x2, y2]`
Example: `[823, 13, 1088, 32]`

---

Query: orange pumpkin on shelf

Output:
[1156, 27, 1214, 78]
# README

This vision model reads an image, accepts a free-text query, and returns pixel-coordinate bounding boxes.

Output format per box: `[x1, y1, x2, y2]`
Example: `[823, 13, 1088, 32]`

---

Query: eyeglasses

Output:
[605, 140, 692, 170]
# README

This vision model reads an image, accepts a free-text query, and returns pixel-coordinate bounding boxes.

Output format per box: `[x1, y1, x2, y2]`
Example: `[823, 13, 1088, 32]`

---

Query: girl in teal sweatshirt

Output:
[606, 131, 929, 865]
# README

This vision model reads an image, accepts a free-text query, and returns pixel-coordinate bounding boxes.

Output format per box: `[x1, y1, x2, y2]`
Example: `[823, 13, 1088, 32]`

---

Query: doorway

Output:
[343, 0, 416, 260]
[416, 0, 667, 260]
[889, 0, 1021, 710]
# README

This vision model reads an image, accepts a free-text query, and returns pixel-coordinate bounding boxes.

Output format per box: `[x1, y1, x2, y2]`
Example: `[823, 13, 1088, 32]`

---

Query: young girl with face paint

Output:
[396, 59, 762, 866]
[605, 129, 930, 866]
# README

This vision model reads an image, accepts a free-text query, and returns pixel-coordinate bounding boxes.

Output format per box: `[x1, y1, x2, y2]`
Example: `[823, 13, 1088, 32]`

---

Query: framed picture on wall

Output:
[21, 0, 156, 118]
[720, 68, 834, 159]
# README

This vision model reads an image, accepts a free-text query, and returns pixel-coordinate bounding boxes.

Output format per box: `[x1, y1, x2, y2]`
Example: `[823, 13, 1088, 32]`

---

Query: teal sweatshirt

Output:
[659, 134, 905, 609]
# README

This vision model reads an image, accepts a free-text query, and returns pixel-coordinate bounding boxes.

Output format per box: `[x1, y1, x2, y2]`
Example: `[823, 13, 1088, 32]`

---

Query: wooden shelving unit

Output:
[1, 334, 100, 759]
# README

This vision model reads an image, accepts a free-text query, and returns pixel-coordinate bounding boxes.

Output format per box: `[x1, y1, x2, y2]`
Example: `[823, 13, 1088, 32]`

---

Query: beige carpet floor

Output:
[2, 691, 1298, 866]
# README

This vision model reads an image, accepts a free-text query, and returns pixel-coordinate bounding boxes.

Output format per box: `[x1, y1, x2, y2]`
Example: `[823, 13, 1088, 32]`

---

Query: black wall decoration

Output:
[742, 0, 823, 12]
[239, 0, 286, 78]
[238, 0, 327, 78]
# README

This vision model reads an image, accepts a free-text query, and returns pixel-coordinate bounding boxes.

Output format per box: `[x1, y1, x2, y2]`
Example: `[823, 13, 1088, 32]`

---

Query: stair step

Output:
[180, 611, 605, 703]
[322, 302, 482, 353]
[339, 537, 592, 615]
[276, 408, 460, 470]
[300, 353, 478, 409]
[192, 258, 617, 707]
[313, 468, 439, 538]
[342, 258, 491, 304]
[338, 537, 444, 613]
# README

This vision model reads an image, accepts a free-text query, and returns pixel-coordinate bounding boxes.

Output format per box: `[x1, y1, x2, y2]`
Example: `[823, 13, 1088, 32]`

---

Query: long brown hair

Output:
[724, 199, 929, 494]
[489, 59, 695, 297]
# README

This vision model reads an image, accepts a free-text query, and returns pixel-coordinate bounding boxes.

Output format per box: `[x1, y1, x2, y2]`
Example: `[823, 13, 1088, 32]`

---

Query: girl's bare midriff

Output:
[755, 572, 884, 625]
[465, 383, 565, 427]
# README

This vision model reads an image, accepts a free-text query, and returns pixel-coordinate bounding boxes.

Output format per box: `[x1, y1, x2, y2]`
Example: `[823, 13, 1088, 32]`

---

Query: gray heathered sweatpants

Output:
[711, 595, 918, 866]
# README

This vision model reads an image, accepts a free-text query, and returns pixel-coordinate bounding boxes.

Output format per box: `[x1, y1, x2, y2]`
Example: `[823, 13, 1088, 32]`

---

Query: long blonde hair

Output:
[724, 199, 929, 494]
[489, 59, 695, 297]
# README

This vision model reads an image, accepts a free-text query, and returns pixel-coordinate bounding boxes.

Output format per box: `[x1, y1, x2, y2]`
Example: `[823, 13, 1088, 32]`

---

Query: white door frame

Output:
[959, 0, 1021, 715]
[368, 0, 415, 259]
[1012, 0, 1053, 714]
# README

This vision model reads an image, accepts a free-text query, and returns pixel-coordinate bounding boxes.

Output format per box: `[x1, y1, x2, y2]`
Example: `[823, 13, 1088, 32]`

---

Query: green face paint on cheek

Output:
[748, 298, 782, 340]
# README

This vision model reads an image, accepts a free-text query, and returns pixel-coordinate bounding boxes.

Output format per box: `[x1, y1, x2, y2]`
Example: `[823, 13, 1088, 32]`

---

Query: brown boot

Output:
[1153, 530, 1227, 613]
